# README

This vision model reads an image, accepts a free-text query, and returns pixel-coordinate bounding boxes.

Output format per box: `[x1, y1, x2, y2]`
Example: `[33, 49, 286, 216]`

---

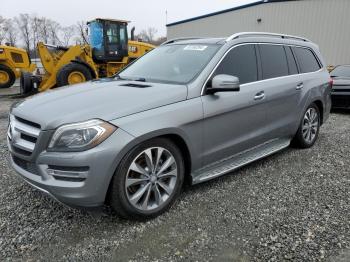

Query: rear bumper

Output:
[8, 129, 135, 208]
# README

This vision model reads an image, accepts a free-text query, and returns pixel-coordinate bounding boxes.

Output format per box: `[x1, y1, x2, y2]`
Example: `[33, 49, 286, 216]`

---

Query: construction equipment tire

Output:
[0, 64, 16, 89]
[56, 63, 92, 87]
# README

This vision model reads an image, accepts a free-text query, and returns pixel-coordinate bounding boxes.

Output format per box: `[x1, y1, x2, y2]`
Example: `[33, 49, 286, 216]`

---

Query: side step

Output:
[192, 138, 291, 184]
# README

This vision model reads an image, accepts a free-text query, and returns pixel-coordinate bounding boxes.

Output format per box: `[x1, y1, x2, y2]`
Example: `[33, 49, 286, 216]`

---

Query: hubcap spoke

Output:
[144, 149, 154, 172]
[141, 185, 152, 210]
[130, 162, 149, 177]
[158, 169, 177, 179]
[129, 183, 151, 206]
[157, 156, 175, 175]
[126, 177, 149, 187]
[155, 148, 164, 171]
[153, 185, 163, 206]
[157, 181, 172, 195]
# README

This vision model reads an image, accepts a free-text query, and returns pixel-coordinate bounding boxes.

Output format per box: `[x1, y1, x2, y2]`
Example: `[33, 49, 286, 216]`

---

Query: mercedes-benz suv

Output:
[8, 32, 332, 220]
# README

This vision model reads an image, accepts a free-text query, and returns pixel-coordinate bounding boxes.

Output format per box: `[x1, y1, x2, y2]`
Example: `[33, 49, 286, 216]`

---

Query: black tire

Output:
[109, 138, 185, 220]
[0, 64, 16, 89]
[56, 63, 92, 87]
[292, 103, 321, 148]
[20, 72, 33, 95]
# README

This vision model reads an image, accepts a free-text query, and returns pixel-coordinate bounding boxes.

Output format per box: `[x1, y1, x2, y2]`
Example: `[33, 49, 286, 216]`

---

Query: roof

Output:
[87, 18, 130, 24]
[166, 0, 297, 27]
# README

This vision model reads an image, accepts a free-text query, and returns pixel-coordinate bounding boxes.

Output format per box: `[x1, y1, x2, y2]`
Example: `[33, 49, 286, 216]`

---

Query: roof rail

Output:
[161, 37, 203, 45]
[226, 32, 310, 42]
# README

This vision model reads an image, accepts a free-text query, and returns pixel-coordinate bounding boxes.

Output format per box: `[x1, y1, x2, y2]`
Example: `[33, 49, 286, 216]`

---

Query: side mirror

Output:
[207, 74, 240, 94]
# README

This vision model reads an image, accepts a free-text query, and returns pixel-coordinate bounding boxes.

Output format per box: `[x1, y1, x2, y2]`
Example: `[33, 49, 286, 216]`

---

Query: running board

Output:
[192, 138, 291, 184]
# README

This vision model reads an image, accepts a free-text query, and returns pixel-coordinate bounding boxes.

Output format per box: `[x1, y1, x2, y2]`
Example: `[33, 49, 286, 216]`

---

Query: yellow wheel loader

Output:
[0, 45, 35, 89]
[20, 18, 155, 94]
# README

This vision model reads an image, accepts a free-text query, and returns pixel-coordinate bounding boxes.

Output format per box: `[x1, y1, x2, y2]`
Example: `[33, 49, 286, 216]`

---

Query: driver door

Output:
[201, 44, 270, 166]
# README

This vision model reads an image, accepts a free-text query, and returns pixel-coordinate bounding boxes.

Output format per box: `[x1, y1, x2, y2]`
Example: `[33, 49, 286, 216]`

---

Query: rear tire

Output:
[0, 64, 16, 89]
[56, 63, 92, 87]
[109, 138, 185, 220]
[20, 72, 33, 95]
[292, 103, 320, 148]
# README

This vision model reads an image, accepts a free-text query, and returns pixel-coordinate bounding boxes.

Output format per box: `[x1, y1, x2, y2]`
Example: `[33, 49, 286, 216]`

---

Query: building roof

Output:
[166, 0, 296, 27]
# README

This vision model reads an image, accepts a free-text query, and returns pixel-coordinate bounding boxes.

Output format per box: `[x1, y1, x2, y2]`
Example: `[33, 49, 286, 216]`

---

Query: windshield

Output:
[331, 66, 350, 77]
[118, 44, 221, 84]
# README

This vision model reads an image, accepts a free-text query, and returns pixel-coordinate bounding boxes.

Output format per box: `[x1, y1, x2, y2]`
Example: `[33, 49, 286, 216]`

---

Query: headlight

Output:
[48, 119, 117, 152]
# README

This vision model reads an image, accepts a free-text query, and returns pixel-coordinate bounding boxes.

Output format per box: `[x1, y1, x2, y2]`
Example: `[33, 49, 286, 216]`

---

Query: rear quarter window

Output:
[293, 47, 321, 73]
[259, 45, 289, 79]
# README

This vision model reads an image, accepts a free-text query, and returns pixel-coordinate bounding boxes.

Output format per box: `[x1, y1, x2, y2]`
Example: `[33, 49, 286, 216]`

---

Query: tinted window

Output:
[285, 46, 298, 75]
[293, 47, 321, 73]
[213, 45, 258, 84]
[259, 45, 289, 79]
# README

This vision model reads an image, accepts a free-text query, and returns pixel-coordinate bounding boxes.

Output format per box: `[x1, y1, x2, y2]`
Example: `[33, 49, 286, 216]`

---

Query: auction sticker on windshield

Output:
[184, 45, 208, 51]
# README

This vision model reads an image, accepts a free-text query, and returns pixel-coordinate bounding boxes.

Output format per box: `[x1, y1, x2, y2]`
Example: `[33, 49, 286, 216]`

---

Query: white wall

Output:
[167, 0, 350, 66]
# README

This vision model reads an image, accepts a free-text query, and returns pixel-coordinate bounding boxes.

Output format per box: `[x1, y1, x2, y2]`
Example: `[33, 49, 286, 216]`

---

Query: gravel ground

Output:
[0, 94, 349, 261]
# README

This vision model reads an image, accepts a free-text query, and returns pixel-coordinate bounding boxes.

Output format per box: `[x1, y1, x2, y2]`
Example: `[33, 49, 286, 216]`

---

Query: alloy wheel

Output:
[125, 147, 178, 211]
[302, 107, 319, 144]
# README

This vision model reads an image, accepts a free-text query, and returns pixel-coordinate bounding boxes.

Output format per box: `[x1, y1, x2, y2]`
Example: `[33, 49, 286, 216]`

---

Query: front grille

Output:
[8, 115, 41, 156]
[332, 88, 350, 93]
[12, 155, 39, 175]
[332, 95, 350, 108]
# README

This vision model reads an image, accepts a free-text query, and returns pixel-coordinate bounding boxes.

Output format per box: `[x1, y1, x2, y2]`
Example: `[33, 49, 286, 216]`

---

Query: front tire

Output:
[0, 64, 16, 89]
[109, 138, 185, 220]
[56, 63, 92, 87]
[292, 103, 320, 148]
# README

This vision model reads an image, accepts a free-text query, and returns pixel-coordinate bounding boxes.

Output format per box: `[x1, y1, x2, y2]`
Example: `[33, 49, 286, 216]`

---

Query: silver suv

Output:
[8, 32, 332, 219]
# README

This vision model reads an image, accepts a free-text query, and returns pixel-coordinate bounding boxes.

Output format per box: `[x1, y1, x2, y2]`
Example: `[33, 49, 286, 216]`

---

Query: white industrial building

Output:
[166, 0, 350, 66]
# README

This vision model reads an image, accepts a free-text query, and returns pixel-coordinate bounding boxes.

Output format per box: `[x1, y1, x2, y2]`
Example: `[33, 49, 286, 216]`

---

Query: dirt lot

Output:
[0, 88, 349, 261]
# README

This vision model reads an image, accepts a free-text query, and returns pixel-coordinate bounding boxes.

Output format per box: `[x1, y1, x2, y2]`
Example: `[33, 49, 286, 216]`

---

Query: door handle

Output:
[254, 91, 265, 100]
[296, 82, 304, 90]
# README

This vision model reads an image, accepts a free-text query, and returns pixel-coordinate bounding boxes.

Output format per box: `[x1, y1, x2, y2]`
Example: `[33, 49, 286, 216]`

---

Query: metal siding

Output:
[167, 0, 350, 65]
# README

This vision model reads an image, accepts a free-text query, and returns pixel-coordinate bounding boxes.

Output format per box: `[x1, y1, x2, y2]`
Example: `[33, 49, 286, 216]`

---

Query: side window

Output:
[259, 44, 289, 79]
[212, 45, 258, 85]
[293, 47, 321, 73]
[285, 46, 298, 75]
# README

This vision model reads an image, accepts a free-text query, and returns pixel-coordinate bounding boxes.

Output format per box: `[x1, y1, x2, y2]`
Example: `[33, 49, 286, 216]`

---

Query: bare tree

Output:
[61, 25, 76, 46]
[48, 20, 61, 45]
[0, 16, 7, 44]
[31, 15, 42, 50]
[137, 27, 158, 43]
[15, 14, 32, 52]
[4, 19, 18, 46]
[75, 20, 88, 44]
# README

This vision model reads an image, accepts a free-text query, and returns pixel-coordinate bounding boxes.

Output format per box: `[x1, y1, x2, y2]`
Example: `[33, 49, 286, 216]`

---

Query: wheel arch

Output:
[105, 129, 194, 205]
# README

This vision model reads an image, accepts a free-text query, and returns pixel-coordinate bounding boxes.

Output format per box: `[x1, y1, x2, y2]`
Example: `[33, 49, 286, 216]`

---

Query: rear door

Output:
[201, 44, 270, 166]
[257, 44, 301, 139]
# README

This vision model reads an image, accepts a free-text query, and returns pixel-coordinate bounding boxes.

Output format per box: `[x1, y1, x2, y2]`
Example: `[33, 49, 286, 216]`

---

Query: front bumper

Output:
[331, 93, 350, 109]
[8, 129, 135, 208]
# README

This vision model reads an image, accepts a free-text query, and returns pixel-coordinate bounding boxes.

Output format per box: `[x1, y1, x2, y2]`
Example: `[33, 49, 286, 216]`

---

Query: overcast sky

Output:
[2, 0, 260, 37]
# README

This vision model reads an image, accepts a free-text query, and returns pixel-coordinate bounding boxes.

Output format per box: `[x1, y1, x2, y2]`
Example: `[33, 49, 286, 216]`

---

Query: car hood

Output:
[11, 79, 188, 130]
